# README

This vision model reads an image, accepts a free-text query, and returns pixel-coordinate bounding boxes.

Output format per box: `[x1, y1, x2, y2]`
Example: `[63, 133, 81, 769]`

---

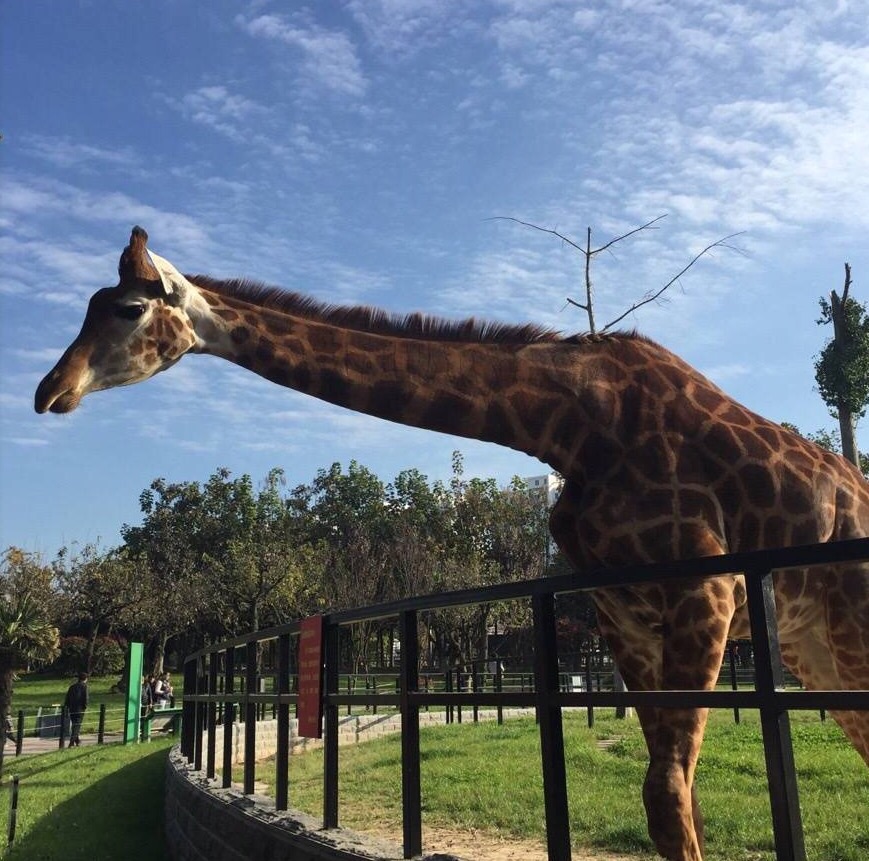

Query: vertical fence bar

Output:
[398, 610, 422, 859]
[275, 632, 291, 812]
[193, 657, 206, 771]
[206, 653, 218, 779]
[58, 706, 67, 750]
[746, 568, 806, 861]
[323, 619, 340, 829]
[496, 661, 504, 725]
[181, 659, 197, 760]
[97, 704, 106, 744]
[532, 593, 572, 861]
[243, 641, 257, 794]
[7, 775, 19, 845]
[585, 656, 594, 729]
[15, 712, 24, 756]
[728, 642, 741, 725]
[222, 647, 235, 788]
[472, 663, 479, 723]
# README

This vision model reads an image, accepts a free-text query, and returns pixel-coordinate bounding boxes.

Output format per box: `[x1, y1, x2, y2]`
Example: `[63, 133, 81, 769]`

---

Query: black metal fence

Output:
[181, 538, 869, 861]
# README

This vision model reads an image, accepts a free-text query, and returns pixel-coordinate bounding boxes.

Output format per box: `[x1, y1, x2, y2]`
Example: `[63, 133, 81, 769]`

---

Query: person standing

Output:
[64, 672, 89, 748]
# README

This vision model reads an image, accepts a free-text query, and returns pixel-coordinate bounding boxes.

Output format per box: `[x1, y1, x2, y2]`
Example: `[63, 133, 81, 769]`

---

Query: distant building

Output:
[523, 472, 564, 507]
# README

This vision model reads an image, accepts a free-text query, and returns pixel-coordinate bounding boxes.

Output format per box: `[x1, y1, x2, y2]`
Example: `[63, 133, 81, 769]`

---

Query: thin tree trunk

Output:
[85, 622, 99, 675]
[830, 265, 860, 467]
[153, 631, 168, 675]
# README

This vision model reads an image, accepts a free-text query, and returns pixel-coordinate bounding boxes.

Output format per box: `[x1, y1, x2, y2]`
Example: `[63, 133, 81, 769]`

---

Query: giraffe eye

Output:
[115, 303, 146, 321]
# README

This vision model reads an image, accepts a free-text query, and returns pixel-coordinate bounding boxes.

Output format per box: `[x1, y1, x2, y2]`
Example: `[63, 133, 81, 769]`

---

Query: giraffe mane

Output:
[186, 274, 633, 346]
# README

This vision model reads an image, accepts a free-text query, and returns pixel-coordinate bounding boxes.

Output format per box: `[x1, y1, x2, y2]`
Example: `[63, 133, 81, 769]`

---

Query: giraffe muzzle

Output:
[34, 366, 84, 414]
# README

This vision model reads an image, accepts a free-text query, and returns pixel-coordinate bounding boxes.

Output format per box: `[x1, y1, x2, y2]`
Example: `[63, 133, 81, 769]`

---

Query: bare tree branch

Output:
[490, 214, 668, 332]
[489, 213, 742, 334]
[487, 216, 585, 253]
[598, 233, 745, 333]
[590, 214, 667, 256]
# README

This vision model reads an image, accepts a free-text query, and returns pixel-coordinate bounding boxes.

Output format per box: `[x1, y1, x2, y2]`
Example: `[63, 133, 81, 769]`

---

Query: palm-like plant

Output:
[0, 590, 60, 749]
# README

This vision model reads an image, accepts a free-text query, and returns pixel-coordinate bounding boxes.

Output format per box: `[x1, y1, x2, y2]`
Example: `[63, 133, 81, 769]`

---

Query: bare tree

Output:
[491, 214, 742, 333]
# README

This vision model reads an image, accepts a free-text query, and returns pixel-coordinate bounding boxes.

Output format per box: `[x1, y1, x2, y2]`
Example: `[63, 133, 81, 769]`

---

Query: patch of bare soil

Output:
[361, 823, 642, 861]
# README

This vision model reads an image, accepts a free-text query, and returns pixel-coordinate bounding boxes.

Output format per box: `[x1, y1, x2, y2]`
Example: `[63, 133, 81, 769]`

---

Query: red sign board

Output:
[297, 615, 325, 738]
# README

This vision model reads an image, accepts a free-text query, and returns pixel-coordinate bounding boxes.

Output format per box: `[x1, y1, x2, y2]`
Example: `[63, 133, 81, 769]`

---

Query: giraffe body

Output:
[35, 228, 869, 861]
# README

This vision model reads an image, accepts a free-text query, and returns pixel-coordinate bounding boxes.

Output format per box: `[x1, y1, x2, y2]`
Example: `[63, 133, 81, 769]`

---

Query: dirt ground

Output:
[365, 823, 642, 861]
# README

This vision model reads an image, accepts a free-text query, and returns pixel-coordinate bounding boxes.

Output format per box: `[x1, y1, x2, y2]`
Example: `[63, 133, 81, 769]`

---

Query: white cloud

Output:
[346, 0, 467, 55]
[237, 14, 367, 97]
[22, 134, 141, 171]
[162, 85, 268, 143]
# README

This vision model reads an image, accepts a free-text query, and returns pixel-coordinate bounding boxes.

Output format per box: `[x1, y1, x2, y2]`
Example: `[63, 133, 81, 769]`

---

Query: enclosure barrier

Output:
[179, 538, 869, 861]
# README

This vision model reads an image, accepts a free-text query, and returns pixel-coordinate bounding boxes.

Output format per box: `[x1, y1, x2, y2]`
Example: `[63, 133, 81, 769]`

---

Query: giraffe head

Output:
[35, 227, 199, 414]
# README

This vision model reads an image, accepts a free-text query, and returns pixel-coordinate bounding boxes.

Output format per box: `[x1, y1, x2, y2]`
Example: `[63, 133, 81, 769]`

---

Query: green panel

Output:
[123, 642, 144, 744]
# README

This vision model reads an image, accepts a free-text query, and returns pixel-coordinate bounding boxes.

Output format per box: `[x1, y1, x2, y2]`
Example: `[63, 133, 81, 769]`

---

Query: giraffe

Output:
[35, 227, 869, 860]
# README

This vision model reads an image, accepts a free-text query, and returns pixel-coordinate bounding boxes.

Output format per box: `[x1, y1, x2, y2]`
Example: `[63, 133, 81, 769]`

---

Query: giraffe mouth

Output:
[34, 380, 83, 414]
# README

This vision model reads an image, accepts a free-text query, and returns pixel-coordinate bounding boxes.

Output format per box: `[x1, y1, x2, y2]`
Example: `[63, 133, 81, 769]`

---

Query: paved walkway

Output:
[4, 731, 124, 758]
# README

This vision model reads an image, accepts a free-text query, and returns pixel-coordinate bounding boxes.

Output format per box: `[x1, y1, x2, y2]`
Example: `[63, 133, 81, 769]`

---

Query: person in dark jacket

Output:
[64, 672, 89, 747]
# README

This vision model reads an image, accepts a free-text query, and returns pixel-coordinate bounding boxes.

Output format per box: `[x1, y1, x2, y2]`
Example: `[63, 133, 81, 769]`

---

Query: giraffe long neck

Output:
[188, 287, 575, 463]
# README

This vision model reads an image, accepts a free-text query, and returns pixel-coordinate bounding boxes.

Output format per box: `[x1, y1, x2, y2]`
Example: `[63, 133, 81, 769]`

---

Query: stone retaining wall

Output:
[165, 746, 463, 861]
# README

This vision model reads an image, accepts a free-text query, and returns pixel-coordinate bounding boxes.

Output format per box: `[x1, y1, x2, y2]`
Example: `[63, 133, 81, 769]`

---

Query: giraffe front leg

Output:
[596, 575, 737, 861]
[640, 707, 710, 861]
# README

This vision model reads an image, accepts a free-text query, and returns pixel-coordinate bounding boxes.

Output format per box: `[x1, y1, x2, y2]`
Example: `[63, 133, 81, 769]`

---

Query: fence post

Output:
[472, 662, 479, 723]
[243, 641, 257, 794]
[585, 655, 594, 729]
[97, 704, 106, 744]
[532, 593, 572, 861]
[276, 633, 291, 811]
[206, 654, 218, 780]
[728, 642, 740, 725]
[58, 706, 67, 750]
[399, 609, 422, 859]
[323, 619, 340, 829]
[496, 661, 504, 725]
[15, 711, 24, 756]
[7, 775, 19, 846]
[746, 568, 806, 861]
[181, 659, 197, 761]
[194, 656, 206, 770]
[222, 647, 235, 788]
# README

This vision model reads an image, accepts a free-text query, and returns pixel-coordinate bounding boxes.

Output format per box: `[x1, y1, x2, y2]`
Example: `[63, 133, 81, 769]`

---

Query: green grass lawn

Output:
[238, 709, 868, 861]
[0, 738, 174, 860]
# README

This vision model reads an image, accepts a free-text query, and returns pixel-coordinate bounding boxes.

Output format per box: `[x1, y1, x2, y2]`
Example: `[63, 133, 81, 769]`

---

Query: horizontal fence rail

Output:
[181, 538, 869, 861]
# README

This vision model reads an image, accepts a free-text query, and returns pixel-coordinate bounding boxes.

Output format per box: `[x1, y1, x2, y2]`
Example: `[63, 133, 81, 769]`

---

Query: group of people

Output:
[141, 672, 174, 713]
[59, 668, 175, 748]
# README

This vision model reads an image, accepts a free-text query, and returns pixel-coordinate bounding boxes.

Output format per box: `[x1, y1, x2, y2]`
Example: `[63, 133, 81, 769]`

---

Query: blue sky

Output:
[2, 0, 868, 555]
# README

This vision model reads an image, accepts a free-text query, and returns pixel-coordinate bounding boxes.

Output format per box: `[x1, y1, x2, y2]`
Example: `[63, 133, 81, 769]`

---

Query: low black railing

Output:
[181, 538, 869, 861]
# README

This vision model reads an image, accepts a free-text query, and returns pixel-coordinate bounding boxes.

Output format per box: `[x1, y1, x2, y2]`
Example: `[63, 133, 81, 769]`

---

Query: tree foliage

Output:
[815, 290, 869, 420]
[6, 454, 563, 679]
[0, 548, 61, 740]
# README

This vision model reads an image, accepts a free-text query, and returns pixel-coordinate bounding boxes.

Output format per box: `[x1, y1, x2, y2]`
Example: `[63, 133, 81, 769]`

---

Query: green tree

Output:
[0, 548, 61, 751]
[815, 264, 869, 466]
[53, 543, 143, 674]
[199, 468, 315, 636]
[122, 478, 212, 672]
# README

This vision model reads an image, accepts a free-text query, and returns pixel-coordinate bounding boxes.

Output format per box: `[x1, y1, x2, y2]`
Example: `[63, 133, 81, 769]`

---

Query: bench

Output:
[141, 706, 183, 741]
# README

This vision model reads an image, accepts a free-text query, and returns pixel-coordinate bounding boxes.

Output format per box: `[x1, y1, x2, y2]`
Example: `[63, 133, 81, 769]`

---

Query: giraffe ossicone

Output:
[35, 227, 869, 861]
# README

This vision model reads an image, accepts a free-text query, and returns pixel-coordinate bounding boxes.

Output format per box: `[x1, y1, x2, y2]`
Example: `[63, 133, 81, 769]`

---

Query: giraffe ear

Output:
[118, 226, 161, 285]
[145, 249, 192, 305]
